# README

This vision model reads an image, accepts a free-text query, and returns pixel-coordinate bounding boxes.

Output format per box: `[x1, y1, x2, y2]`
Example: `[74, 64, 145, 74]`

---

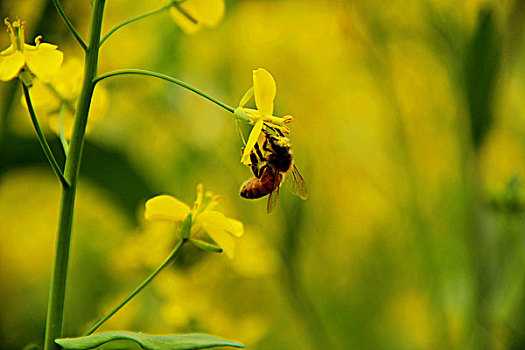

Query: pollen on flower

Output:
[4, 18, 12, 32]
[4, 17, 24, 51]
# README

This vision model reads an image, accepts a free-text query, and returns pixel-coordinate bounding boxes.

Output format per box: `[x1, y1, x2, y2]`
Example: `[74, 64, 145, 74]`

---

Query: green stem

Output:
[93, 69, 236, 114]
[50, 0, 87, 50]
[43, 1, 106, 349]
[58, 104, 69, 155]
[21, 84, 69, 188]
[100, 2, 173, 46]
[84, 239, 186, 335]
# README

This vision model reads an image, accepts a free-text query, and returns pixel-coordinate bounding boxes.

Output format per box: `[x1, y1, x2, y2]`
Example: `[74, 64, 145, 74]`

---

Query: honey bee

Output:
[240, 130, 308, 213]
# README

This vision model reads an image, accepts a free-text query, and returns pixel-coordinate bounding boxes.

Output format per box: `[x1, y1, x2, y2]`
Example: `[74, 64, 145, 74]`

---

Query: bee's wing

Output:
[267, 170, 281, 214]
[289, 165, 308, 200]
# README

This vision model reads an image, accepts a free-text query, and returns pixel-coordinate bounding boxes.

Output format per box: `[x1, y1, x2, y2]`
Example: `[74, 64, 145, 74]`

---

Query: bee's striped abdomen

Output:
[240, 167, 282, 199]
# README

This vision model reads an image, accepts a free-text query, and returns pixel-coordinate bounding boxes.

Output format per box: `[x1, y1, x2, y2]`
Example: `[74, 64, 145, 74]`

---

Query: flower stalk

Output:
[21, 84, 68, 187]
[84, 238, 186, 336]
[50, 0, 87, 50]
[93, 69, 238, 116]
[99, 2, 173, 46]
[43, 1, 106, 349]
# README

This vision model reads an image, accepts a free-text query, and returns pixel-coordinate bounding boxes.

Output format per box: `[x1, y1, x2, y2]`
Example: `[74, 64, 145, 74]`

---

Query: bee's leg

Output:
[251, 164, 259, 178]
[266, 125, 285, 137]
[250, 152, 261, 178]
[254, 142, 265, 162]
[261, 136, 272, 153]
[255, 164, 268, 179]
[250, 152, 259, 165]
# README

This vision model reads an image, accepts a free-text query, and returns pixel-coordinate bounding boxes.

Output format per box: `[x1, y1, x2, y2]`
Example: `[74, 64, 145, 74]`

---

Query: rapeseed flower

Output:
[0, 18, 62, 83]
[145, 184, 243, 258]
[234, 68, 293, 165]
[170, 0, 225, 35]
[21, 59, 107, 138]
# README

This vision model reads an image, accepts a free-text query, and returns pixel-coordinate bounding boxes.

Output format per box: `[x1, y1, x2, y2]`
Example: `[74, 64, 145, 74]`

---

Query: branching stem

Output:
[21, 84, 69, 188]
[43, 1, 106, 349]
[50, 0, 87, 50]
[100, 2, 173, 46]
[93, 69, 236, 114]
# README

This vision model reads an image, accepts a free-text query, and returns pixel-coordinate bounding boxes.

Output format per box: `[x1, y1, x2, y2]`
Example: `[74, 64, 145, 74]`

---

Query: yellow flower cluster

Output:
[145, 184, 243, 258]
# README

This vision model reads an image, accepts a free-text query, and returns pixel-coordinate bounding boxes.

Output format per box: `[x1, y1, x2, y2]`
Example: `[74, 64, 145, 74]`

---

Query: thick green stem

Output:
[21, 84, 68, 188]
[50, 0, 87, 50]
[58, 104, 69, 155]
[43, 1, 105, 349]
[100, 2, 173, 46]
[93, 69, 236, 114]
[84, 239, 186, 336]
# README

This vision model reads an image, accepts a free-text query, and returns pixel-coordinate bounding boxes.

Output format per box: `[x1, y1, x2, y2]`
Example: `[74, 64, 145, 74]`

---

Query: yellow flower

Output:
[169, 0, 225, 35]
[234, 68, 293, 165]
[20, 59, 107, 139]
[145, 184, 243, 258]
[0, 18, 63, 82]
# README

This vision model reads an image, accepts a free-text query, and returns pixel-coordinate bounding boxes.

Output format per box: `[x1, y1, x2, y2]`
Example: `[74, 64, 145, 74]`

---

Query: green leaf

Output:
[55, 332, 244, 350]
[464, 6, 501, 150]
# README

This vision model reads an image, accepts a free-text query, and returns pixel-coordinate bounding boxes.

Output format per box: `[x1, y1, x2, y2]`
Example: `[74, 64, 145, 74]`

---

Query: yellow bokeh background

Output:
[2, 0, 525, 349]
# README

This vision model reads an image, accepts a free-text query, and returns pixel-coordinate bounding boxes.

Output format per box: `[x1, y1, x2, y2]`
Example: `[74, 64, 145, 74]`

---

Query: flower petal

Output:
[201, 222, 235, 259]
[169, 7, 200, 35]
[0, 49, 25, 81]
[0, 44, 17, 56]
[21, 78, 59, 110]
[241, 120, 263, 165]
[253, 68, 276, 115]
[50, 58, 83, 99]
[189, 0, 225, 26]
[24, 43, 63, 82]
[170, 0, 225, 33]
[145, 195, 191, 222]
[227, 218, 244, 237]
[199, 210, 241, 235]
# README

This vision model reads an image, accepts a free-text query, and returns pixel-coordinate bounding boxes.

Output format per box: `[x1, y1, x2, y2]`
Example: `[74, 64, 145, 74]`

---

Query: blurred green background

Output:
[2, 0, 525, 349]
